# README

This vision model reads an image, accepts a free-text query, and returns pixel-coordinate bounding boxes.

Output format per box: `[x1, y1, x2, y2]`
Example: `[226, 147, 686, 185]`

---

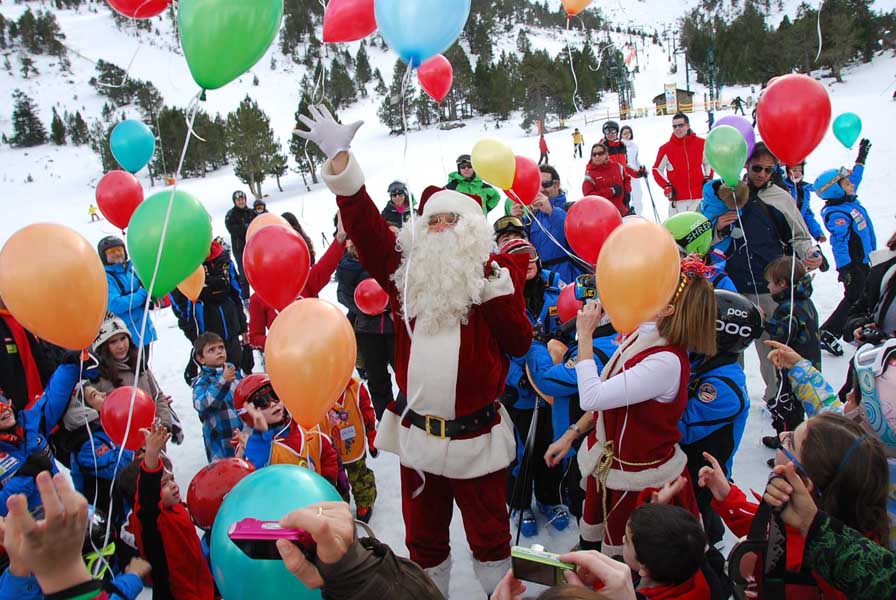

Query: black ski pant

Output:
[356, 332, 395, 420]
[681, 424, 735, 546]
[506, 403, 563, 510]
[822, 264, 869, 338]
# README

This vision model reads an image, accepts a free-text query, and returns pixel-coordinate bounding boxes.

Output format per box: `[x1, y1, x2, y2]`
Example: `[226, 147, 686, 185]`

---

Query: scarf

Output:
[0, 425, 25, 446]
[0, 309, 44, 408]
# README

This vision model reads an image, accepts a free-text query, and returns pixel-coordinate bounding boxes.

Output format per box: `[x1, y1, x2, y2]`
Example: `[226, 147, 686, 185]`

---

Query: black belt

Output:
[394, 393, 498, 438]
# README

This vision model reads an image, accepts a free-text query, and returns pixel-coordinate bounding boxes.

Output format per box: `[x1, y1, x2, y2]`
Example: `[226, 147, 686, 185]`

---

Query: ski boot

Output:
[537, 502, 570, 532]
[820, 330, 844, 357]
[356, 506, 373, 523]
[511, 509, 538, 537]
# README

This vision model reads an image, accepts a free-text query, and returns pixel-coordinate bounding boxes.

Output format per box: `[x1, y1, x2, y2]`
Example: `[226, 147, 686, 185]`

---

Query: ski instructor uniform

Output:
[303, 107, 533, 597]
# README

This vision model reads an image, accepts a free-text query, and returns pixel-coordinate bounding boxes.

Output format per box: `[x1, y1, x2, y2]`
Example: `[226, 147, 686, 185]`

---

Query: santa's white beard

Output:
[392, 216, 494, 335]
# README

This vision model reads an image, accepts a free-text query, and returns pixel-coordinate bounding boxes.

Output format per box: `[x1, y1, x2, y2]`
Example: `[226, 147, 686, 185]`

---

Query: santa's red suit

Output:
[322, 153, 533, 595]
[575, 322, 698, 556]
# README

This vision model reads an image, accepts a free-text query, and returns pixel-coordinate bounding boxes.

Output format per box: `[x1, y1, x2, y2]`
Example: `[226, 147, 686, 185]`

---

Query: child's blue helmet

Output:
[813, 168, 848, 200]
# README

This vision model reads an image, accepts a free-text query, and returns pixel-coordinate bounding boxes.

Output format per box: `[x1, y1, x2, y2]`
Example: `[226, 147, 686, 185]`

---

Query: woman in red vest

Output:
[546, 260, 717, 555]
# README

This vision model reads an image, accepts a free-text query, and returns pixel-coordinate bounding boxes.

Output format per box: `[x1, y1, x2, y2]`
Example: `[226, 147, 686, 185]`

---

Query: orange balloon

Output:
[561, 0, 592, 16]
[245, 212, 290, 243]
[0, 223, 107, 349]
[177, 265, 205, 301]
[596, 221, 680, 334]
[266, 299, 356, 428]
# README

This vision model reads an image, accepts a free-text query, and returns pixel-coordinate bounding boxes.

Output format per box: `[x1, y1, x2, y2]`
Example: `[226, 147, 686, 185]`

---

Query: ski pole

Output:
[643, 177, 661, 222]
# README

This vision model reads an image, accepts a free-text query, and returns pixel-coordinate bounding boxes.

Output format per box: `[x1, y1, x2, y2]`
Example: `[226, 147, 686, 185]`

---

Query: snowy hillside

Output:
[1, 0, 896, 598]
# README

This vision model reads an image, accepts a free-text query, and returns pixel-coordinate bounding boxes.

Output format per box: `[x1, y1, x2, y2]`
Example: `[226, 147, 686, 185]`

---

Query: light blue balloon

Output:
[374, 0, 471, 67]
[110, 120, 156, 174]
[210, 465, 342, 600]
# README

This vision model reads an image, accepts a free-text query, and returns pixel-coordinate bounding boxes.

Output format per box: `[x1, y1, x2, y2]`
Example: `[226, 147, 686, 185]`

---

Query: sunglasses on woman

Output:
[592, 151, 607, 157]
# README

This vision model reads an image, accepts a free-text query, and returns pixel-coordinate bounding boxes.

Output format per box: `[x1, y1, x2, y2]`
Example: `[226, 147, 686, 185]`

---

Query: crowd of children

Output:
[0, 112, 891, 600]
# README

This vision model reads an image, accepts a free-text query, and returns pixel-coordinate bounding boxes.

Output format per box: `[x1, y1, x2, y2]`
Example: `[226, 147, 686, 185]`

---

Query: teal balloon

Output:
[705, 125, 748, 188]
[374, 0, 471, 67]
[832, 112, 862, 149]
[210, 465, 342, 600]
[110, 120, 155, 174]
[126, 189, 212, 297]
[178, 0, 284, 91]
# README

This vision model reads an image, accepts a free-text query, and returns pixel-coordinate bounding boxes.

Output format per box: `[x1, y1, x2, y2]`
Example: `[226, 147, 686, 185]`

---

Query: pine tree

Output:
[9, 90, 47, 147]
[88, 120, 118, 171]
[225, 96, 281, 198]
[3, 56, 11, 74]
[414, 91, 438, 128]
[328, 59, 356, 109]
[355, 44, 372, 85]
[17, 9, 39, 54]
[67, 111, 89, 145]
[377, 59, 411, 134]
[50, 107, 66, 145]
[0, 15, 6, 50]
[19, 55, 36, 79]
[269, 152, 288, 192]
[373, 69, 387, 95]
[516, 28, 531, 54]
[134, 81, 163, 122]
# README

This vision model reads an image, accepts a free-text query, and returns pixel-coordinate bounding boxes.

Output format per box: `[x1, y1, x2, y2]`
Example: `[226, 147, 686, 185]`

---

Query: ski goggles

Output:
[816, 166, 851, 194]
[0, 392, 10, 412]
[495, 216, 525, 233]
[457, 161, 473, 169]
[505, 245, 538, 262]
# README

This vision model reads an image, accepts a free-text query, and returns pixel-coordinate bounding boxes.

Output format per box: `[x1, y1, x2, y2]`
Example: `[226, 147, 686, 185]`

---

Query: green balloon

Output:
[705, 125, 748, 188]
[127, 190, 212, 297]
[832, 112, 862, 149]
[178, 0, 284, 91]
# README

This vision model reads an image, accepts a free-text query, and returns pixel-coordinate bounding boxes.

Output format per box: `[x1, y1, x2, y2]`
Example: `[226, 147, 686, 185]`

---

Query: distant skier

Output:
[538, 134, 550, 165]
[572, 128, 584, 158]
[88, 204, 100, 222]
[731, 96, 745, 116]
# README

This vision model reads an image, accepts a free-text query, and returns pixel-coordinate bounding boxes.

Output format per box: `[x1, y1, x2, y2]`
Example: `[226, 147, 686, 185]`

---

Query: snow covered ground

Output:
[2, 1, 896, 598]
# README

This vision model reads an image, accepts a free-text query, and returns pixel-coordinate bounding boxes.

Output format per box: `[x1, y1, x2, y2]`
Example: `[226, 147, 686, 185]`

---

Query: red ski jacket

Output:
[583, 160, 630, 215]
[652, 132, 711, 202]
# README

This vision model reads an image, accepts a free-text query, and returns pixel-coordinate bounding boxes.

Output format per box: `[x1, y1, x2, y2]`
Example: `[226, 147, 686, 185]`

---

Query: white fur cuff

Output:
[480, 267, 514, 303]
[322, 152, 365, 197]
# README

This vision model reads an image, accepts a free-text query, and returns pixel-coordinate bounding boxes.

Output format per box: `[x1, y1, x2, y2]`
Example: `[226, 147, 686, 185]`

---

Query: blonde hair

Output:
[658, 275, 717, 355]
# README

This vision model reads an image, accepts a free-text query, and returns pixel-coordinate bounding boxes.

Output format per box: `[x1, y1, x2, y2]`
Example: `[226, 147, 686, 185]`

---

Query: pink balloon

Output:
[323, 0, 376, 43]
[417, 55, 453, 103]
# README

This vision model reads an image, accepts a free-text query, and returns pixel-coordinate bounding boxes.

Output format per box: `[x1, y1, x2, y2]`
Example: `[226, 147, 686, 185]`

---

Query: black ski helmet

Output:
[83, 505, 110, 554]
[97, 235, 126, 266]
[715, 289, 762, 355]
[232, 190, 247, 202]
[602, 120, 619, 134]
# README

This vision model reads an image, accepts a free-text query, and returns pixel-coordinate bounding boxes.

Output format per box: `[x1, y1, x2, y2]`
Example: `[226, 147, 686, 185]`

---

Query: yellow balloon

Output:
[266, 299, 357, 429]
[596, 221, 681, 334]
[561, 0, 593, 16]
[177, 265, 205, 301]
[245, 212, 290, 244]
[0, 223, 108, 349]
[471, 138, 516, 190]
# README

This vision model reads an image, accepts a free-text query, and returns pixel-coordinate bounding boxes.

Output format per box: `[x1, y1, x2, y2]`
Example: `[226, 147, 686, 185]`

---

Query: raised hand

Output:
[697, 451, 731, 502]
[293, 105, 363, 160]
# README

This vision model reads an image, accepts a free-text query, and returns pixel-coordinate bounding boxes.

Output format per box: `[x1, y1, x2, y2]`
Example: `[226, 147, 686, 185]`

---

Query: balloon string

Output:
[565, 18, 585, 125]
[815, 0, 824, 63]
[399, 61, 416, 339]
[521, 203, 593, 272]
[95, 2, 150, 91]
[434, 101, 447, 181]
[108, 90, 203, 522]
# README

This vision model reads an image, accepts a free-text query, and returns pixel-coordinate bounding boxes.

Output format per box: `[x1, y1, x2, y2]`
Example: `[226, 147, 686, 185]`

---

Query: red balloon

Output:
[354, 278, 389, 316]
[564, 196, 623, 265]
[323, 0, 376, 43]
[243, 225, 311, 312]
[106, 0, 171, 18]
[100, 386, 156, 451]
[757, 74, 831, 166]
[187, 458, 255, 530]
[417, 54, 453, 103]
[557, 284, 583, 323]
[506, 155, 541, 206]
[96, 170, 143, 230]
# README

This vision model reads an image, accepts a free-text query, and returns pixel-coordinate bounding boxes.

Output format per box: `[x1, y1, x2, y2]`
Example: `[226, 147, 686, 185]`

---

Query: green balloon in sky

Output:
[178, 0, 284, 91]
[127, 189, 212, 298]
[705, 125, 748, 188]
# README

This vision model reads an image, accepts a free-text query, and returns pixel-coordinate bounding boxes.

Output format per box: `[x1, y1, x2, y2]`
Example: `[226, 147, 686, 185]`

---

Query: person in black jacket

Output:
[224, 190, 256, 302]
[170, 239, 249, 384]
[336, 240, 395, 419]
[846, 231, 896, 344]
[0, 294, 59, 411]
[381, 181, 412, 230]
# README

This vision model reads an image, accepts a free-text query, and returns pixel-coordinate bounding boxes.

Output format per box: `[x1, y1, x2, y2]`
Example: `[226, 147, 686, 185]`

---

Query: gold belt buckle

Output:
[424, 415, 447, 438]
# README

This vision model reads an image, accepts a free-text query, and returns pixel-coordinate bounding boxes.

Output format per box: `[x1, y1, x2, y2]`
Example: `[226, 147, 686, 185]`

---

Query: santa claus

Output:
[295, 106, 533, 596]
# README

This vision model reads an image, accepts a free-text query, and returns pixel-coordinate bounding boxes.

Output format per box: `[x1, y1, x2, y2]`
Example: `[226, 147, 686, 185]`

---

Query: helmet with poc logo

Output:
[715, 290, 762, 355]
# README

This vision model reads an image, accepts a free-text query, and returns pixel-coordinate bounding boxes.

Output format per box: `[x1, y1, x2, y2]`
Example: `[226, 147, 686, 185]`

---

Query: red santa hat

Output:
[417, 185, 484, 220]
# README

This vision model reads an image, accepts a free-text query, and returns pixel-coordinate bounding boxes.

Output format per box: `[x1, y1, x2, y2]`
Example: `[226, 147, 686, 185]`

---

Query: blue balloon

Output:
[374, 0, 471, 67]
[210, 465, 342, 600]
[110, 120, 155, 174]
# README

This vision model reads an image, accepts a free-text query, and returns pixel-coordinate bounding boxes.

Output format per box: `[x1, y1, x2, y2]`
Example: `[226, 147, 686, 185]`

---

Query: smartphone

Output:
[228, 518, 316, 561]
[511, 545, 576, 586]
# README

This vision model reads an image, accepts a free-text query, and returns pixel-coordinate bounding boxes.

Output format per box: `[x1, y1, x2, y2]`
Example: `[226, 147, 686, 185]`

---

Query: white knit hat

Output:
[93, 315, 131, 350]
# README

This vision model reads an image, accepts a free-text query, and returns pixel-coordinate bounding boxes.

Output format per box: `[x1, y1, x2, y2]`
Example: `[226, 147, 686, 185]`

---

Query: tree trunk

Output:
[310, 161, 319, 184]
[275, 174, 283, 192]
[299, 167, 310, 192]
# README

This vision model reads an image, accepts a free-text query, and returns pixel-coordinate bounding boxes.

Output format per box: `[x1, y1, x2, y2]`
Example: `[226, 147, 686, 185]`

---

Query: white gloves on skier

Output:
[293, 105, 363, 160]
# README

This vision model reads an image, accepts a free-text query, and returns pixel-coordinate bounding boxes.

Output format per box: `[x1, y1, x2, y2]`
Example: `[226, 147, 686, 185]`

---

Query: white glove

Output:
[481, 261, 514, 303]
[293, 105, 363, 160]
